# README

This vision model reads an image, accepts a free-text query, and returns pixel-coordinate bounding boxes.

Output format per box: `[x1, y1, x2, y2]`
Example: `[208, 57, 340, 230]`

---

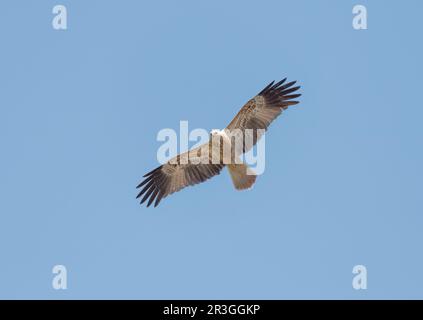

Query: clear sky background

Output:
[0, 0, 422, 299]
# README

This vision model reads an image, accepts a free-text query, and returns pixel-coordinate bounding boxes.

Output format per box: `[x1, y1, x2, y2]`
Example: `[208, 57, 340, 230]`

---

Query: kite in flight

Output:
[137, 78, 301, 207]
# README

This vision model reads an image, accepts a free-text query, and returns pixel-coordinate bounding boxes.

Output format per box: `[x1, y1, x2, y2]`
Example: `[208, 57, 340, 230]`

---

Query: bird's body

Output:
[137, 78, 301, 207]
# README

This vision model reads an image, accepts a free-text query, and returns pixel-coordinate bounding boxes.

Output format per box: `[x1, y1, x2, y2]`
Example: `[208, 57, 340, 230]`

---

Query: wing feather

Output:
[226, 79, 301, 153]
[137, 143, 225, 207]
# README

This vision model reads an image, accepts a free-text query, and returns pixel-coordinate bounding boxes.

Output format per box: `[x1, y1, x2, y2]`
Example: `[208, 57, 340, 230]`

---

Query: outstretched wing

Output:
[136, 143, 224, 207]
[225, 78, 301, 154]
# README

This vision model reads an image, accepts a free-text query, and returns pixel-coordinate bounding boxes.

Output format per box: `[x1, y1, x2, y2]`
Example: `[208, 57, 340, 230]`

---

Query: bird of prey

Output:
[136, 78, 301, 207]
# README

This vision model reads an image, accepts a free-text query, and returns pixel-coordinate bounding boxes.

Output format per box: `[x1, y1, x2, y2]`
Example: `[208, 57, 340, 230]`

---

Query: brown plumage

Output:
[137, 78, 301, 207]
[226, 78, 301, 154]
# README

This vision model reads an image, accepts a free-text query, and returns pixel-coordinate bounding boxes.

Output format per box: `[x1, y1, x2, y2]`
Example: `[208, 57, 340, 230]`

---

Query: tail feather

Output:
[227, 164, 256, 190]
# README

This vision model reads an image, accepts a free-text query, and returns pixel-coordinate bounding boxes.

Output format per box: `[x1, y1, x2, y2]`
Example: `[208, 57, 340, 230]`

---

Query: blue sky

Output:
[0, 0, 422, 299]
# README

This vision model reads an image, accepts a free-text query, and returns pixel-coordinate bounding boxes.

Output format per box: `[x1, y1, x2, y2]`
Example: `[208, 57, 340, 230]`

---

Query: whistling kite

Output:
[137, 79, 301, 207]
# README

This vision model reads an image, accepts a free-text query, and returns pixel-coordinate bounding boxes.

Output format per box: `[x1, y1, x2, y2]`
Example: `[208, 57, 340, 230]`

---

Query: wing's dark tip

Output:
[283, 93, 301, 100]
[258, 80, 275, 95]
[142, 165, 163, 178]
[136, 175, 153, 189]
[137, 165, 163, 188]
[258, 78, 301, 108]
[281, 86, 301, 96]
[146, 188, 160, 207]
[270, 78, 287, 90]
[136, 165, 167, 207]
[154, 194, 162, 207]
